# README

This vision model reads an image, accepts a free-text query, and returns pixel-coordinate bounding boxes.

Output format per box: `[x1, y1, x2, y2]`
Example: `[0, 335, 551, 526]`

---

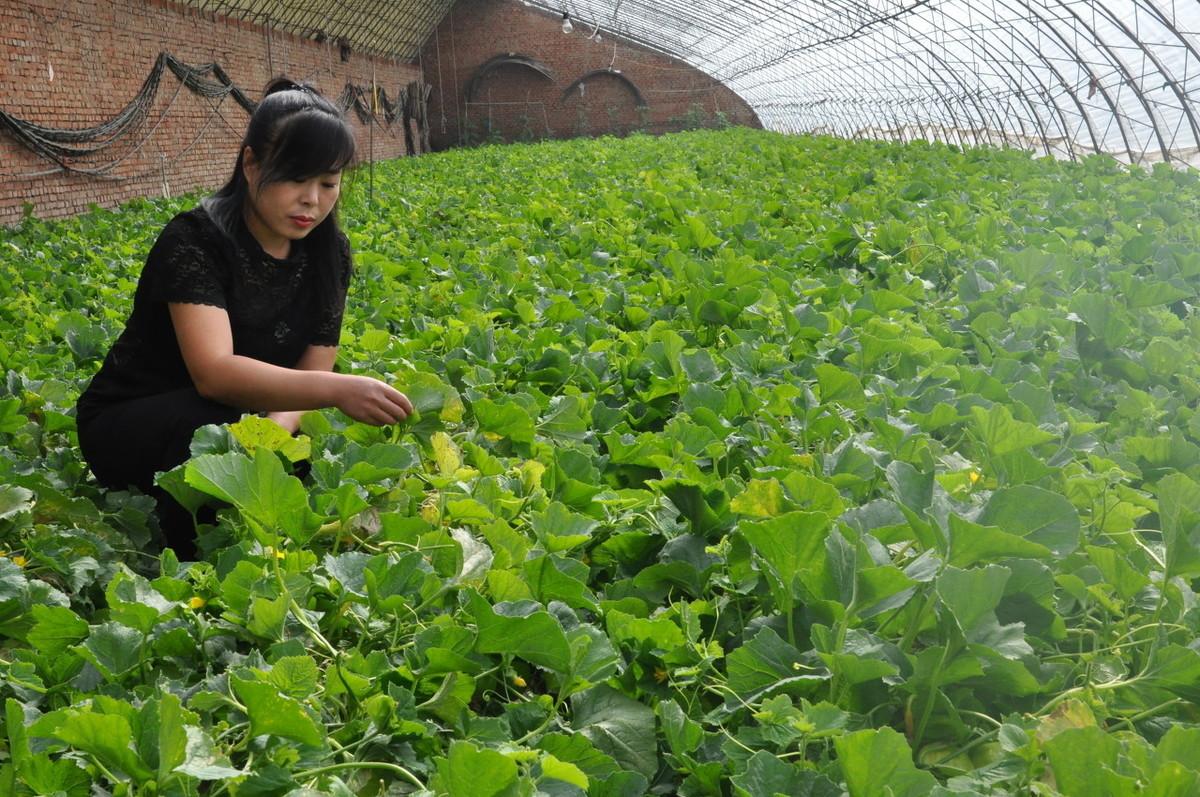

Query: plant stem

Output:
[296, 761, 425, 790]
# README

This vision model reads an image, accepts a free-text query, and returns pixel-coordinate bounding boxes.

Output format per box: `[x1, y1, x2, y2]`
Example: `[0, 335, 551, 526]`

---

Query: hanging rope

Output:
[2, 51, 410, 180]
[335, 83, 402, 125]
[0, 52, 255, 174]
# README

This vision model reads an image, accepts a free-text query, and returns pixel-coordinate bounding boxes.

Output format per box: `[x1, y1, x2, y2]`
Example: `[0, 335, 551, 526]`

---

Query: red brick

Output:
[1, 0, 419, 225]
[421, 0, 760, 149]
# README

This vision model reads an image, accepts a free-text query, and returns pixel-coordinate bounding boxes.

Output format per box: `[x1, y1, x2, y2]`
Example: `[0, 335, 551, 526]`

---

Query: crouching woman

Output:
[75, 79, 411, 556]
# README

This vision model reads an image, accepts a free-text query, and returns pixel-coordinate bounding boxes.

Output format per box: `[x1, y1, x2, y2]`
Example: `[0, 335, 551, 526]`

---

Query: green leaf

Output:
[834, 727, 936, 797]
[529, 502, 598, 552]
[230, 675, 325, 746]
[539, 754, 589, 790]
[1156, 726, 1200, 771]
[0, 485, 34, 520]
[1044, 727, 1138, 796]
[55, 711, 154, 784]
[268, 655, 320, 699]
[1070, 292, 1133, 348]
[815, 364, 866, 409]
[733, 750, 839, 797]
[726, 627, 826, 700]
[738, 511, 831, 614]
[571, 685, 658, 779]
[17, 753, 91, 797]
[947, 513, 1053, 567]
[1154, 473, 1200, 579]
[522, 554, 598, 612]
[6, 699, 30, 772]
[438, 740, 519, 797]
[651, 478, 733, 539]
[185, 449, 321, 544]
[884, 461, 933, 516]
[27, 605, 88, 656]
[657, 700, 703, 759]
[1086, 545, 1149, 600]
[936, 565, 1009, 636]
[971, 404, 1057, 457]
[474, 398, 536, 443]
[175, 726, 243, 780]
[469, 591, 571, 673]
[1138, 644, 1200, 702]
[246, 594, 288, 641]
[978, 485, 1081, 556]
[75, 621, 143, 681]
[154, 693, 188, 785]
[418, 671, 476, 726]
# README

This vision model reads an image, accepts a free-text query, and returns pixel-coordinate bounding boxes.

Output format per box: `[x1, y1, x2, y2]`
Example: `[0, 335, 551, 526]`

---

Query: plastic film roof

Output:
[179, 0, 455, 62]
[530, 0, 1200, 166]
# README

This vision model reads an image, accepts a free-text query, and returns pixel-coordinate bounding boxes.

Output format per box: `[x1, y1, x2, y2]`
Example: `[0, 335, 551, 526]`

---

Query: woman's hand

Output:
[265, 410, 305, 434]
[334, 375, 414, 426]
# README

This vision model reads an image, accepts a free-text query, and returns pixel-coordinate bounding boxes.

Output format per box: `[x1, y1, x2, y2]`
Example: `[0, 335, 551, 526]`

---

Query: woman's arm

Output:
[264, 344, 337, 434]
[169, 303, 412, 425]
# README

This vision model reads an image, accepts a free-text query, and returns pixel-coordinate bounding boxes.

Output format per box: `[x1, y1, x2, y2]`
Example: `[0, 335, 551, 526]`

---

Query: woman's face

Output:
[242, 147, 342, 256]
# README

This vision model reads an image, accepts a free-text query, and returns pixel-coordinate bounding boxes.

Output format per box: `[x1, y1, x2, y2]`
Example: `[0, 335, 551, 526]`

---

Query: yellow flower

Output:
[969, 470, 981, 484]
[275, 549, 286, 560]
[11, 555, 27, 567]
[188, 596, 206, 610]
[512, 675, 527, 688]
[653, 667, 668, 684]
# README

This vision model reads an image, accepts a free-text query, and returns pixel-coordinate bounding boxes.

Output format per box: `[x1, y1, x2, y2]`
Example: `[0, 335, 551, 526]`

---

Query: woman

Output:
[76, 79, 412, 556]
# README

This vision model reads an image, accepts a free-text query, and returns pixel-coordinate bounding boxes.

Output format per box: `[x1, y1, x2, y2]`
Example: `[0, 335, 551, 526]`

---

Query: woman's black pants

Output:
[77, 387, 241, 559]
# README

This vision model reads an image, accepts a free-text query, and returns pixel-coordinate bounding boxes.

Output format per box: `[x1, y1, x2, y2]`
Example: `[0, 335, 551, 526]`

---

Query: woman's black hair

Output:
[202, 77, 356, 302]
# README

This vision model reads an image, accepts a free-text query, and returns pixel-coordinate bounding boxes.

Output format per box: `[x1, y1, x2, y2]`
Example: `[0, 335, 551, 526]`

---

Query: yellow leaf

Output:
[431, 432, 462, 476]
[731, 479, 786, 518]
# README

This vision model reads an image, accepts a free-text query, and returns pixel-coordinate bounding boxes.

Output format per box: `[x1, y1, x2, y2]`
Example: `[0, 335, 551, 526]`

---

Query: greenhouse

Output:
[2, 1, 1200, 795]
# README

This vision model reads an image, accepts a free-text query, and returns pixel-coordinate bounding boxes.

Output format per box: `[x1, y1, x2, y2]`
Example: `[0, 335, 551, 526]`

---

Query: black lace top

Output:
[76, 205, 351, 422]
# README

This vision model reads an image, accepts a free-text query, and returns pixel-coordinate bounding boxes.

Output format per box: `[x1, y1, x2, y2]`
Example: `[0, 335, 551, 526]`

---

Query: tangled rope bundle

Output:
[1, 52, 406, 180]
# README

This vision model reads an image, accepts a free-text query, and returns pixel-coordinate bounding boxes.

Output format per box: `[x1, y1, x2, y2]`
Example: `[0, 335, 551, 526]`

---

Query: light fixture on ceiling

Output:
[561, 11, 574, 34]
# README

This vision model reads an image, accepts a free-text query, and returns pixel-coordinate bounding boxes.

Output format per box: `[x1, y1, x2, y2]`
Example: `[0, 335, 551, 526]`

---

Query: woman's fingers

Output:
[337, 377, 415, 425]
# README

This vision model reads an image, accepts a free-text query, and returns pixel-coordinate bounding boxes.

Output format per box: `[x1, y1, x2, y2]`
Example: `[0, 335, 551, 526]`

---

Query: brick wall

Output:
[421, 0, 760, 149]
[0, 0, 420, 225]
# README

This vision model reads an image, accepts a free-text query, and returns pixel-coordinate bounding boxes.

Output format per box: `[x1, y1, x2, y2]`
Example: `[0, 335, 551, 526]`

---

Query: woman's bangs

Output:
[268, 110, 357, 182]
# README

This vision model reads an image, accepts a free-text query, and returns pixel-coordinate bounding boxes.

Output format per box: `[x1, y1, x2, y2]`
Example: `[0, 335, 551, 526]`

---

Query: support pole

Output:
[370, 63, 376, 209]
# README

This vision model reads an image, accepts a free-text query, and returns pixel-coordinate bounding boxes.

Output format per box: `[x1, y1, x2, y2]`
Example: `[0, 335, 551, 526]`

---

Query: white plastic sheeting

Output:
[535, 0, 1200, 165]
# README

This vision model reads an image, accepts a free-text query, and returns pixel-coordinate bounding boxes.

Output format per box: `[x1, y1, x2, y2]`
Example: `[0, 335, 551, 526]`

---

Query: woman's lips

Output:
[289, 216, 315, 229]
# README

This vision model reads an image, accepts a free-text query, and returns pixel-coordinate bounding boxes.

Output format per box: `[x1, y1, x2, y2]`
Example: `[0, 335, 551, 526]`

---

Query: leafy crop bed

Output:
[2, 128, 1200, 796]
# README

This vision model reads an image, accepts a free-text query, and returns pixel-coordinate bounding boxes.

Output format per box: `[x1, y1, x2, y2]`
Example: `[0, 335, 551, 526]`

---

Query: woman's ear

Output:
[242, 146, 259, 190]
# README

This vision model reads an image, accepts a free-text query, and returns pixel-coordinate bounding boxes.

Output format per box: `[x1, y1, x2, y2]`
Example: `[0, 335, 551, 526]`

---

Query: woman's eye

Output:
[323, 182, 339, 189]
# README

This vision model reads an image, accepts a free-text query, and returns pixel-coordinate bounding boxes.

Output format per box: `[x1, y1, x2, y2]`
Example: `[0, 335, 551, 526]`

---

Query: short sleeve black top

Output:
[76, 205, 351, 423]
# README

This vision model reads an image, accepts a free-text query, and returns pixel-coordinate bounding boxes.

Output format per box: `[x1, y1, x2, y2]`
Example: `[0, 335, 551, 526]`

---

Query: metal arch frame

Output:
[568, 0, 1061, 157]
[727, 2, 1054, 157]
[560, 69, 649, 108]
[464, 54, 557, 104]
[186, 0, 455, 61]
[1040, 0, 1171, 161]
[177, 0, 1200, 164]
[751, 47, 980, 152]
[815, 0, 1055, 154]
[708, 0, 1002, 151]
[909, 0, 1102, 160]
[1059, 0, 1200, 157]
[700, 0, 1128, 162]
[973, 0, 1135, 162]
[538, 0, 1200, 164]
[725, 0, 997, 151]
[955, 0, 1110, 161]
[710, 0, 1087, 159]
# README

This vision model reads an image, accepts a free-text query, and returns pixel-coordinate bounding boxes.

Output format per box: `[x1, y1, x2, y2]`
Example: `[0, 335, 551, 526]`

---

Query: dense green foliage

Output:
[2, 128, 1200, 795]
